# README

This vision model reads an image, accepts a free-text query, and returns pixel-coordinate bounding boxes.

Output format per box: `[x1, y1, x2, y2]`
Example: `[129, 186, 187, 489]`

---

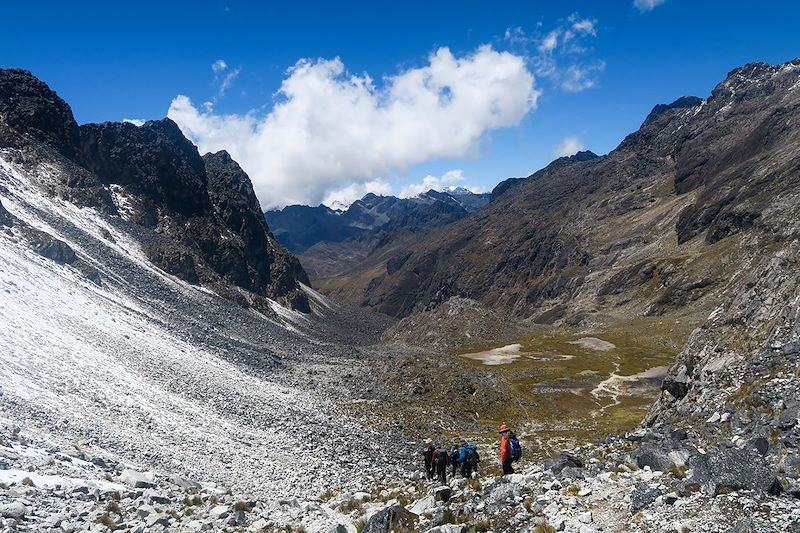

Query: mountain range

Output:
[266, 187, 490, 279]
[1, 59, 800, 532]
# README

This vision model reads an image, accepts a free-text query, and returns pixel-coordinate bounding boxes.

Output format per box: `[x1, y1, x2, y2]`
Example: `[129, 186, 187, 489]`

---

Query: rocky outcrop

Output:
[0, 68, 311, 311]
[0, 68, 80, 159]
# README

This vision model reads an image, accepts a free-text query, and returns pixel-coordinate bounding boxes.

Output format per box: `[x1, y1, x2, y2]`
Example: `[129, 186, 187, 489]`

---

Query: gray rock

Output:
[120, 469, 155, 489]
[172, 476, 202, 491]
[146, 513, 170, 528]
[634, 444, 673, 471]
[363, 505, 417, 533]
[630, 482, 662, 511]
[434, 486, 452, 502]
[0, 502, 27, 519]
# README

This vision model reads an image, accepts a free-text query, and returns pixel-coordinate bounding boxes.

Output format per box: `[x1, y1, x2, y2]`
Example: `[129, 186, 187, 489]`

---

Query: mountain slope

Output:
[318, 60, 800, 330]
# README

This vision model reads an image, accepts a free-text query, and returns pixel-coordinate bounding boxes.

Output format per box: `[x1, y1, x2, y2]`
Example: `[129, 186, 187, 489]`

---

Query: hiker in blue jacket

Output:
[459, 441, 479, 478]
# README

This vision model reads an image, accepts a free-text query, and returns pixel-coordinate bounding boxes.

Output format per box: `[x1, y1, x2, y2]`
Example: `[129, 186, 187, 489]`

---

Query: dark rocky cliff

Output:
[0, 68, 310, 312]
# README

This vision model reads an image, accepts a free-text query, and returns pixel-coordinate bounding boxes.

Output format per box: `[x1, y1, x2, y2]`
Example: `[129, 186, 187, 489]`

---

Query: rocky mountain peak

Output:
[0, 68, 80, 158]
[643, 96, 704, 126]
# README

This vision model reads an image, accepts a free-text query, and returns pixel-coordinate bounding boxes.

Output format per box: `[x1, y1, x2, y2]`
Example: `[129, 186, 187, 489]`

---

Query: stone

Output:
[172, 476, 202, 491]
[352, 491, 371, 502]
[664, 492, 680, 505]
[408, 496, 436, 515]
[545, 452, 583, 474]
[0, 502, 27, 519]
[630, 482, 662, 511]
[120, 469, 156, 489]
[434, 486, 452, 502]
[209, 505, 229, 519]
[634, 444, 675, 471]
[578, 511, 593, 524]
[578, 487, 592, 497]
[362, 505, 417, 533]
[146, 513, 170, 528]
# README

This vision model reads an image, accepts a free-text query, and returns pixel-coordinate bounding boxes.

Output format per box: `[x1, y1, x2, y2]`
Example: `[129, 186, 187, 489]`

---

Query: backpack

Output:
[436, 449, 449, 467]
[464, 444, 478, 465]
[509, 437, 522, 462]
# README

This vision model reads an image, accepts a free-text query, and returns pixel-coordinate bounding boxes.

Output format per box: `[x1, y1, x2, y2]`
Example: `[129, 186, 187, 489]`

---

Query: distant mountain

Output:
[266, 188, 490, 254]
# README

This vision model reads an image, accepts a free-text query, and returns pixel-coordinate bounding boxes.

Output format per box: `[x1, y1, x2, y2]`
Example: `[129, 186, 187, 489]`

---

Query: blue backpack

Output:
[509, 437, 522, 461]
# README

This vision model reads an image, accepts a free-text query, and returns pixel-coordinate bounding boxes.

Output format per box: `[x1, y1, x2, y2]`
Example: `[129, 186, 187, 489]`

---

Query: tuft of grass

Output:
[96, 513, 117, 530]
[534, 522, 556, 533]
[336, 499, 363, 514]
[232, 500, 249, 512]
[319, 488, 337, 501]
[20, 477, 35, 487]
[563, 484, 580, 496]
[105, 500, 122, 515]
[353, 519, 366, 533]
[665, 465, 686, 479]
[473, 520, 491, 533]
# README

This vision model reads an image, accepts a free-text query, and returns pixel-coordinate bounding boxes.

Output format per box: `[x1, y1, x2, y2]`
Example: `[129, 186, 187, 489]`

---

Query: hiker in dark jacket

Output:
[422, 439, 436, 479]
[449, 445, 460, 478]
[459, 441, 479, 478]
[435, 446, 450, 485]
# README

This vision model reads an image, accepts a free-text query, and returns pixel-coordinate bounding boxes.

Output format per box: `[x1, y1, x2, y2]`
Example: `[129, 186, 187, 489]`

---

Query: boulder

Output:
[434, 486, 452, 502]
[545, 452, 584, 474]
[0, 502, 27, 519]
[408, 495, 436, 515]
[120, 469, 156, 489]
[630, 482, 662, 511]
[363, 505, 417, 533]
[634, 444, 673, 471]
[689, 448, 778, 495]
[172, 476, 202, 491]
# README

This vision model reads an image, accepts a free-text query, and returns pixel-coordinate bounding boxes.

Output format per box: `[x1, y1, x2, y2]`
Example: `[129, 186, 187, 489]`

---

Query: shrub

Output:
[20, 477, 35, 487]
[534, 523, 556, 533]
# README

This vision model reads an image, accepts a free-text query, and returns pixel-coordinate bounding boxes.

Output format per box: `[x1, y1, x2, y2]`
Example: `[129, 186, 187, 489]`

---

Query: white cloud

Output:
[634, 0, 665, 12]
[122, 118, 145, 126]
[169, 45, 539, 209]
[571, 18, 597, 37]
[509, 14, 602, 93]
[399, 169, 468, 198]
[218, 68, 240, 97]
[322, 179, 392, 209]
[212, 59, 228, 73]
[538, 30, 560, 54]
[560, 62, 605, 92]
[553, 136, 585, 157]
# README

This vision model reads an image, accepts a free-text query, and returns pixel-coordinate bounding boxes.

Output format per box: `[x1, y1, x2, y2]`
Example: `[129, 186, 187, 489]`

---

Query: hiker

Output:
[459, 440, 479, 478]
[422, 439, 436, 480]
[435, 445, 450, 485]
[499, 424, 514, 475]
[449, 444, 460, 478]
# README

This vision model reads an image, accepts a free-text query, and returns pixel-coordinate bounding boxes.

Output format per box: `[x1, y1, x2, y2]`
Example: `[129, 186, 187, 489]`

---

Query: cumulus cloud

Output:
[398, 169, 480, 198]
[322, 179, 392, 209]
[634, 0, 665, 12]
[507, 13, 603, 93]
[553, 136, 585, 157]
[169, 45, 539, 209]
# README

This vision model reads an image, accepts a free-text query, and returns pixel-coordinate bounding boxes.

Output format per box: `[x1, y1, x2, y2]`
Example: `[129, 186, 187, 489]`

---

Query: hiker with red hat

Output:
[499, 424, 514, 475]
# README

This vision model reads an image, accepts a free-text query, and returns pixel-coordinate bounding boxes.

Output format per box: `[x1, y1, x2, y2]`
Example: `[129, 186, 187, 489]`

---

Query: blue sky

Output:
[2, 1, 799, 208]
